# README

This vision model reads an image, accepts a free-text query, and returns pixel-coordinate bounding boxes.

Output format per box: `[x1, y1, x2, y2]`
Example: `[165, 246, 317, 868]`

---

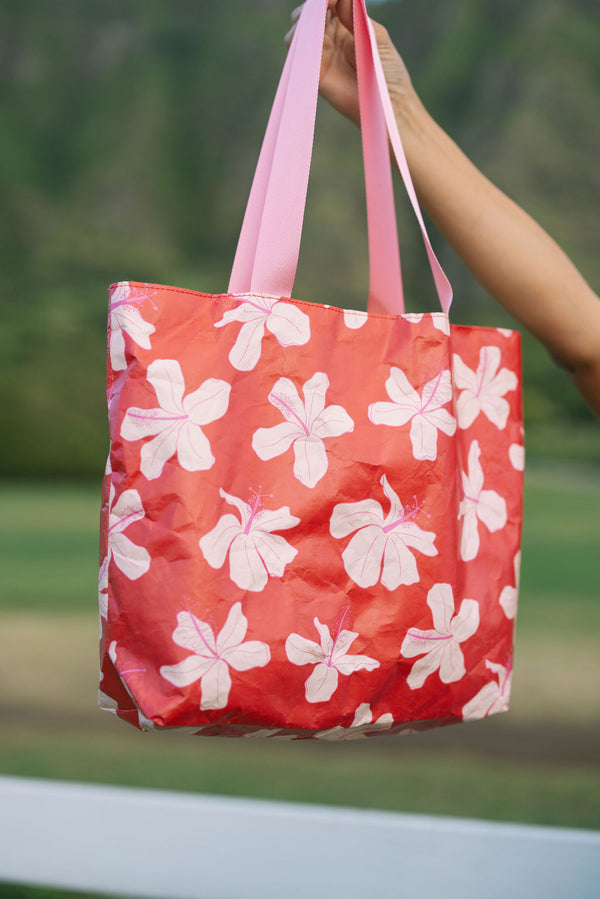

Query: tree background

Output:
[1, 0, 598, 479]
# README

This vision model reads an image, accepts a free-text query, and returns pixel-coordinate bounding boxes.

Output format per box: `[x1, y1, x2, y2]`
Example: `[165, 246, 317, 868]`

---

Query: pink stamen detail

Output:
[383, 496, 424, 533]
[108, 511, 140, 534]
[407, 631, 451, 643]
[328, 607, 351, 666]
[191, 614, 218, 659]
[419, 369, 444, 414]
[129, 412, 186, 424]
[272, 393, 310, 436]
[475, 349, 489, 398]
[232, 295, 273, 314]
[244, 486, 271, 534]
[110, 289, 157, 312]
[110, 299, 135, 311]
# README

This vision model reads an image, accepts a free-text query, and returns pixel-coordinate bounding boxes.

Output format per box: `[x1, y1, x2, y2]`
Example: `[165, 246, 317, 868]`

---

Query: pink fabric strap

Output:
[227, 11, 301, 296]
[353, 1, 403, 313]
[228, 0, 327, 300]
[356, 2, 453, 313]
[229, 0, 453, 315]
[229, 0, 403, 312]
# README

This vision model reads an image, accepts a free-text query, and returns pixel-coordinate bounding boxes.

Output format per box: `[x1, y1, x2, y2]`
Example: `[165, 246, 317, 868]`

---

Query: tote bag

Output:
[99, 0, 523, 739]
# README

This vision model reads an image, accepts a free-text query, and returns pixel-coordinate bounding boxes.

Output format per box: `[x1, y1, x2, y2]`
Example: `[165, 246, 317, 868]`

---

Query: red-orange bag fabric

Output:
[99, 0, 523, 739]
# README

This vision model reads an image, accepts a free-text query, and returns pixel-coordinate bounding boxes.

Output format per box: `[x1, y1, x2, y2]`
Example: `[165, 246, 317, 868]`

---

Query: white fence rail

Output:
[1, 776, 599, 899]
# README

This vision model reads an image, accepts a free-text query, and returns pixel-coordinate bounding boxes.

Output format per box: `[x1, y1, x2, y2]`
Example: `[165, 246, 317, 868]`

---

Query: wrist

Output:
[390, 88, 431, 151]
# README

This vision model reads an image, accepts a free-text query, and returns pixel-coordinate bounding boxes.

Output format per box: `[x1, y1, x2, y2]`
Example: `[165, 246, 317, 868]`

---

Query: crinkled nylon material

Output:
[99, 281, 523, 739]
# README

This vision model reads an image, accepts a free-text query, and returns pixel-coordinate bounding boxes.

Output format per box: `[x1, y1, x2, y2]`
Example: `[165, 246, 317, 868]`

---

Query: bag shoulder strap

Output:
[229, 0, 452, 316]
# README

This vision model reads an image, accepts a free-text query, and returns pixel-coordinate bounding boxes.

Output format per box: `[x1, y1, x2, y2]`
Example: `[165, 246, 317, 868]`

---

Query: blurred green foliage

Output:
[0, 0, 598, 478]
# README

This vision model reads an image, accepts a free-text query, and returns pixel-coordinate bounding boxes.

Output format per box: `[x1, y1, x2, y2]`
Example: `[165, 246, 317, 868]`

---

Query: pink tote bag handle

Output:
[228, 0, 452, 315]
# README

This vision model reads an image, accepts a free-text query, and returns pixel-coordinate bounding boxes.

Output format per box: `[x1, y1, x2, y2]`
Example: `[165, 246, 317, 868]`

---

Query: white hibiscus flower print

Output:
[453, 346, 518, 430]
[121, 359, 231, 480]
[215, 295, 310, 371]
[315, 703, 393, 740]
[160, 603, 270, 711]
[509, 443, 525, 471]
[462, 660, 512, 721]
[199, 488, 299, 592]
[368, 367, 456, 461]
[401, 583, 480, 690]
[402, 313, 450, 336]
[285, 617, 379, 703]
[98, 484, 151, 619]
[98, 564, 109, 620]
[329, 474, 437, 589]
[109, 282, 155, 372]
[252, 373, 354, 488]
[499, 551, 520, 620]
[459, 440, 507, 562]
[343, 309, 368, 330]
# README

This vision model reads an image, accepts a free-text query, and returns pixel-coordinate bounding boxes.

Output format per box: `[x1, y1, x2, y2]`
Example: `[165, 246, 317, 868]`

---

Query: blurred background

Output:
[0, 0, 599, 893]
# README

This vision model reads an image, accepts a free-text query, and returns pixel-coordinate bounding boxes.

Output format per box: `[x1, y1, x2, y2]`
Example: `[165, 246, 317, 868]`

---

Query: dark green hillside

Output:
[0, 0, 598, 477]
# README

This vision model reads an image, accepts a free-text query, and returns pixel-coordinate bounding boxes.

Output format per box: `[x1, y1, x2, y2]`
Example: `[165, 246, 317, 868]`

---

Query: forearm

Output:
[394, 93, 600, 416]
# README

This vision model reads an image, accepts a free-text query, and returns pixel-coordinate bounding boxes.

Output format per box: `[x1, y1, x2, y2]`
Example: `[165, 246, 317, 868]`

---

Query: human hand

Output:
[286, 0, 416, 126]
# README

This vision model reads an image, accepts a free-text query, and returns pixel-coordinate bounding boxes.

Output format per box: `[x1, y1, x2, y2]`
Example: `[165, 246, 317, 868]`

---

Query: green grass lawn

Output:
[0, 462, 599, 853]
[0, 483, 100, 613]
[520, 463, 600, 608]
